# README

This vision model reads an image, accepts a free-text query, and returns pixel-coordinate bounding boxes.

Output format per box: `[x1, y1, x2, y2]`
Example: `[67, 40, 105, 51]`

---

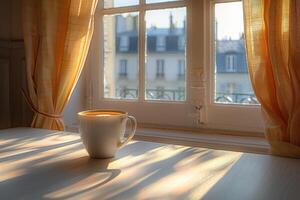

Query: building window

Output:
[178, 36, 185, 51]
[225, 54, 236, 72]
[156, 36, 166, 52]
[178, 60, 185, 79]
[119, 59, 127, 78]
[119, 36, 129, 51]
[156, 59, 165, 78]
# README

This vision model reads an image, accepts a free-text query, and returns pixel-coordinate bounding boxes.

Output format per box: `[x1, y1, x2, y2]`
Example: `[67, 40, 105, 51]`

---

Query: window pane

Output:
[214, 2, 258, 105]
[104, 0, 139, 8]
[103, 13, 139, 99]
[146, 0, 181, 4]
[145, 8, 186, 101]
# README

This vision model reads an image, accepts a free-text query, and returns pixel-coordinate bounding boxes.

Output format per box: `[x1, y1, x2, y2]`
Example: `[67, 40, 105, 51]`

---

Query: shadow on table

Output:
[0, 155, 120, 200]
[1, 132, 269, 200]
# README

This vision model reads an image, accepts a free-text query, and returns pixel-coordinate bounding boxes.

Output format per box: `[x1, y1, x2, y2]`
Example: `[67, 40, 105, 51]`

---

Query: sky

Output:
[146, 7, 186, 29]
[105, 0, 180, 7]
[215, 2, 244, 40]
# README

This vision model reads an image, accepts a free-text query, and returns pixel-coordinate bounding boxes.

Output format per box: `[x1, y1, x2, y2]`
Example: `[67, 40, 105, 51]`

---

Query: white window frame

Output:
[86, 0, 264, 133]
[88, 0, 200, 128]
[204, 0, 264, 133]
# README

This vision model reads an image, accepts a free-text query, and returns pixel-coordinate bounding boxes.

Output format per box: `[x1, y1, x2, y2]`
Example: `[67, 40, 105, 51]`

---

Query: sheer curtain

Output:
[243, 0, 300, 157]
[22, 0, 98, 130]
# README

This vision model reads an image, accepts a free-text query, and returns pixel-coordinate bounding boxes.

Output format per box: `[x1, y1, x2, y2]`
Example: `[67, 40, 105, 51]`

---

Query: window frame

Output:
[87, 0, 199, 128]
[96, 0, 190, 103]
[204, 0, 264, 132]
[86, 0, 263, 132]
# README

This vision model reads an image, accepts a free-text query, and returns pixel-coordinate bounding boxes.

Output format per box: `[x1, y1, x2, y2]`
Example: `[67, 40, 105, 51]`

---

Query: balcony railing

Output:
[109, 88, 259, 104]
[215, 92, 259, 105]
[116, 88, 185, 101]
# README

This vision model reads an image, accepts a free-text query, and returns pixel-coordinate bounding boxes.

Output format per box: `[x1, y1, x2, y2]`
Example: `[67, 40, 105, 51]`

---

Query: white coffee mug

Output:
[78, 109, 137, 159]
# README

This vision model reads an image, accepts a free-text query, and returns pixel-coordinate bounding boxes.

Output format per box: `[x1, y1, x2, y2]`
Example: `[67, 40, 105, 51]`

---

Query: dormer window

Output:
[120, 36, 129, 51]
[225, 54, 236, 72]
[156, 36, 165, 51]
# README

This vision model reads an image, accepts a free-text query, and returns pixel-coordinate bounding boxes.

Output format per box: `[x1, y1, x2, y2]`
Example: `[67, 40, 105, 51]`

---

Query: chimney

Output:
[169, 12, 175, 33]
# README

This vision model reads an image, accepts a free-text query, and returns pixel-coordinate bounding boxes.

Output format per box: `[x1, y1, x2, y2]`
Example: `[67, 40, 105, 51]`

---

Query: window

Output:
[214, 1, 258, 105]
[103, 13, 139, 99]
[156, 59, 165, 78]
[205, 0, 263, 132]
[119, 59, 127, 78]
[156, 36, 166, 52]
[178, 59, 185, 79]
[119, 36, 129, 52]
[90, 0, 263, 131]
[92, 0, 190, 127]
[225, 54, 236, 72]
[102, 2, 186, 102]
[145, 7, 186, 101]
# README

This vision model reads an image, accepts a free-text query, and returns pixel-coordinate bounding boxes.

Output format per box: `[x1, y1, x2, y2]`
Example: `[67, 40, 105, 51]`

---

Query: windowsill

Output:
[135, 127, 269, 155]
[66, 124, 270, 155]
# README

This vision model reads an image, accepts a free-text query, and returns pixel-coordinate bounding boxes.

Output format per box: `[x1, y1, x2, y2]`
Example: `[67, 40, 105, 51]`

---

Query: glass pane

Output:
[214, 2, 258, 105]
[146, 0, 180, 4]
[104, 0, 139, 8]
[145, 8, 186, 101]
[103, 13, 139, 99]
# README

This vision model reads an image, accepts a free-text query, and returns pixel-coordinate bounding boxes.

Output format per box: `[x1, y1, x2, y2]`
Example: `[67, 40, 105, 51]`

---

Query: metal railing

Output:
[109, 88, 259, 104]
[215, 92, 259, 105]
[116, 88, 185, 101]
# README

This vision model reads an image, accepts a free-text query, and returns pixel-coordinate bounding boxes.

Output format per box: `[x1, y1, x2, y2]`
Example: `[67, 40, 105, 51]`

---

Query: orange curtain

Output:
[244, 0, 300, 157]
[22, 0, 98, 130]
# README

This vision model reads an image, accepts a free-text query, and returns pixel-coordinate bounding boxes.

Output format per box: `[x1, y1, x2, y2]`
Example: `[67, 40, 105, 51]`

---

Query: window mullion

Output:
[138, 8, 146, 101]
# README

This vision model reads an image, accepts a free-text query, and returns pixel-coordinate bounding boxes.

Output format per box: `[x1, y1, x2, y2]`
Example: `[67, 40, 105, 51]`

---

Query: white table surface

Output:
[1, 128, 300, 200]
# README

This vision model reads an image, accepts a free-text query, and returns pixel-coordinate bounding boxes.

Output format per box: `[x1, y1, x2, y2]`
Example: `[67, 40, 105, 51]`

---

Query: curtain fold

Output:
[243, 0, 300, 157]
[22, 0, 98, 130]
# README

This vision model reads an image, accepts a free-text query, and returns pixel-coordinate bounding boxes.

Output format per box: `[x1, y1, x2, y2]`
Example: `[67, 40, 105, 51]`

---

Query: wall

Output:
[0, 0, 22, 40]
[0, 0, 30, 129]
[0, 1, 11, 40]
[64, 66, 88, 131]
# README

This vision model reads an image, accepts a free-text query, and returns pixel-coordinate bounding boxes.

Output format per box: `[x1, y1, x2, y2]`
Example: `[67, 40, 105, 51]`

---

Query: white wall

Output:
[63, 71, 87, 131]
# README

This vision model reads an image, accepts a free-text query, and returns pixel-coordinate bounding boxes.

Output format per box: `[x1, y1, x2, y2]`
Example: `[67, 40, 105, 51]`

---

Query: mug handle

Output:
[118, 116, 137, 148]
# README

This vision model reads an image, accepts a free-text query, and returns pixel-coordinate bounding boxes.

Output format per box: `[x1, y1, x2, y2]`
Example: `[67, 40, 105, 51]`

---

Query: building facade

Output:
[104, 14, 257, 104]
